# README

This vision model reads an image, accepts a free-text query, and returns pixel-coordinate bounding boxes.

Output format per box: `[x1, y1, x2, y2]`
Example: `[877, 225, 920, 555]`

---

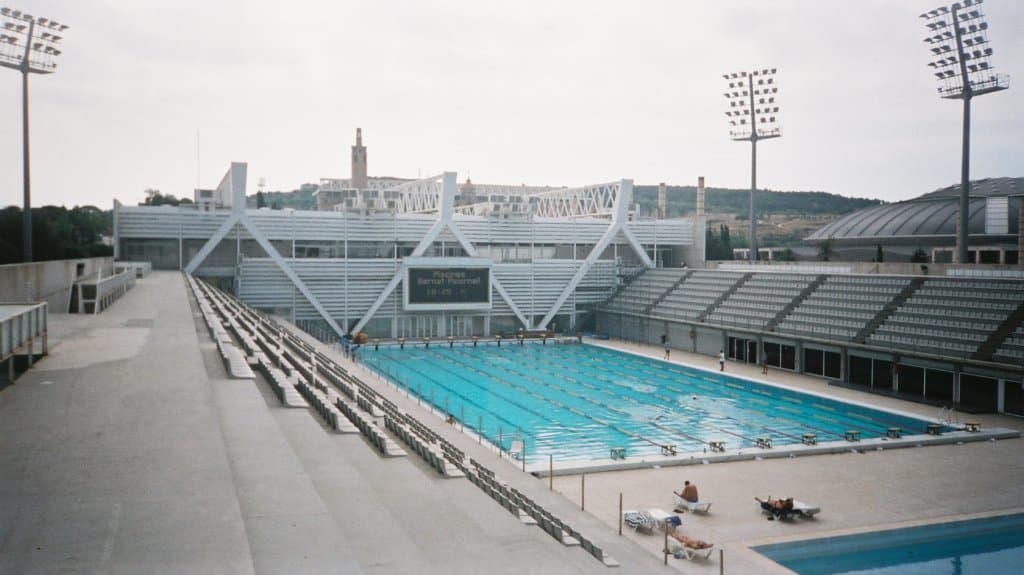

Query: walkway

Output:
[0, 272, 665, 574]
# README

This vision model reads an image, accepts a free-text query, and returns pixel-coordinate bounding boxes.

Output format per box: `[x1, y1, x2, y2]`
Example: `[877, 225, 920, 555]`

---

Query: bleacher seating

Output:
[651, 270, 744, 321]
[994, 324, 1024, 362]
[600, 268, 687, 315]
[188, 274, 619, 567]
[865, 278, 1020, 358]
[775, 275, 910, 341]
[599, 269, 1024, 366]
[705, 273, 814, 330]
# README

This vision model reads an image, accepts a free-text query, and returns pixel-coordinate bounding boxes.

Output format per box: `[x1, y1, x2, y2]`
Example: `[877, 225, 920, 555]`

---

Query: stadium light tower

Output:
[723, 68, 781, 262]
[920, 0, 1008, 264]
[0, 6, 68, 263]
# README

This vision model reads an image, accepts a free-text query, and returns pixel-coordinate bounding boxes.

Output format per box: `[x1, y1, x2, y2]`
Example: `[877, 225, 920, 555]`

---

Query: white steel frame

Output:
[181, 164, 655, 339]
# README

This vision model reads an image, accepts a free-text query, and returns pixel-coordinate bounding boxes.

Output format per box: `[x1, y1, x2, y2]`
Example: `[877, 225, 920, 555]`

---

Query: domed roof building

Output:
[806, 177, 1022, 264]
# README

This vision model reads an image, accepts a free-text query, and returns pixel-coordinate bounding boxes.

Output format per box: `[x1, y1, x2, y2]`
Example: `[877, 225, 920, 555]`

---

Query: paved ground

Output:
[0, 272, 665, 574]
[549, 340, 1024, 573]
[2, 271, 1021, 574]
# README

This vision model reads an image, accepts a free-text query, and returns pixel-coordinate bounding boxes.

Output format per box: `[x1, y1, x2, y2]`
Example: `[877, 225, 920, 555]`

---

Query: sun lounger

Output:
[623, 510, 656, 533]
[755, 497, 820, 520]
[671, 542, 715, 560]
[792, 500, 820, 517]
[673, 494, 712, 514]
[645, 508, 678, 531]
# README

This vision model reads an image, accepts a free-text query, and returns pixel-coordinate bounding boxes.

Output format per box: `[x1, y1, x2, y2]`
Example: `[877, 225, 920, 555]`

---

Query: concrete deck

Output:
[0, 272, 666, 574]
[3, 271, 1022, 574]
[550, 339, 1024, 573]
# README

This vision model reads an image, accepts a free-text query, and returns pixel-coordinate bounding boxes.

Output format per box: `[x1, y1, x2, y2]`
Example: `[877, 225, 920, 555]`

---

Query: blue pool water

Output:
[754, 513, 1024, 574]
[360, 342, 946, 463]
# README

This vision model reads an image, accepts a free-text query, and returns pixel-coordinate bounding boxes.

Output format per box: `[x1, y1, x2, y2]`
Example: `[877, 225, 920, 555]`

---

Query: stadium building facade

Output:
[115, 162, 704, 339]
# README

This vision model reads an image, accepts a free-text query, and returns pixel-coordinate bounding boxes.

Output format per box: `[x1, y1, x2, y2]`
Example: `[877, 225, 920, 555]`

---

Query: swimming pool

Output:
[753, 513, 1024, 574]
[359, 341, 946, 463]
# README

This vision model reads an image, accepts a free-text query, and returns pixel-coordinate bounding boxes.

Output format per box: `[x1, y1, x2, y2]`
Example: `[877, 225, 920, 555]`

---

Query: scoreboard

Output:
[403, 258, 492, 311]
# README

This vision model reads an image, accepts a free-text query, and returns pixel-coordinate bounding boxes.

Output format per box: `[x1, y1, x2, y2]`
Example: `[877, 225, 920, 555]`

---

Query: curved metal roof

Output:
[806, 178, 1022, 242]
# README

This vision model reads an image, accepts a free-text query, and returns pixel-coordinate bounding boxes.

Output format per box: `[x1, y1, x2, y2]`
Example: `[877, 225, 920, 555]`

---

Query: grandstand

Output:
[599, 268, 1024, 415]
[775, 275, 912, 342]
[115, 164, 703, 339]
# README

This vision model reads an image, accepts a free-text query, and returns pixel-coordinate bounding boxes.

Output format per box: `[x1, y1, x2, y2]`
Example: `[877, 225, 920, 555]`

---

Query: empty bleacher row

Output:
[459, 458, 618, 566]
[650, 270, 744, 321]
[189, 277, 255, 380]
[599, 268, 687, 315]
[867, 279, 1022, 358]
[188, 274, 618, 566]
[705, 273, 815, 330]
[600, 270, 1024, 364]
[775, 275, 910, 341]
[994, 324, 1024, 362]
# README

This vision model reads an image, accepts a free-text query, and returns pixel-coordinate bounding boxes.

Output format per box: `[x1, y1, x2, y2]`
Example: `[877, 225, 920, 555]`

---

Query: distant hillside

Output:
[632, 185, 882, 218]
[245, 186, 317, 210]
[245, 184, 882, 217]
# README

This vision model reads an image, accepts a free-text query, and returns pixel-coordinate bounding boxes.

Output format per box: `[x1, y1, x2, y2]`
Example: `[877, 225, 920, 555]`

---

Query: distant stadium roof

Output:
[806, 177, 1022, 243]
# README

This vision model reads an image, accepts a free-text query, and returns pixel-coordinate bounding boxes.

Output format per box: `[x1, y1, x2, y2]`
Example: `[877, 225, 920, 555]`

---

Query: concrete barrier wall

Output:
[0, 257, 114, 313]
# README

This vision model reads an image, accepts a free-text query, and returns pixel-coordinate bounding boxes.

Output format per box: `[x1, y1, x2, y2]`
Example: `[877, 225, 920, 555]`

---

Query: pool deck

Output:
[547, 338, 1024, 573]
[3, 271, 1022, 573]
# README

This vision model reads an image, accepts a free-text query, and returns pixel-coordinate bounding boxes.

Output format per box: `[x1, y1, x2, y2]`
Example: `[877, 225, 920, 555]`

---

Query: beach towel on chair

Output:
[623, 510, 654, 532]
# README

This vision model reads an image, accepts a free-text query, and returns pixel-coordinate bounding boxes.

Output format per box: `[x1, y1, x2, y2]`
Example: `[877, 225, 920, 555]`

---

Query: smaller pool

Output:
[753, 513, 1024, 575]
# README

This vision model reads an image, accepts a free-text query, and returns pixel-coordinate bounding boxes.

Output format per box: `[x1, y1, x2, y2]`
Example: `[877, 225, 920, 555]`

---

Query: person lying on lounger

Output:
[669, 531, 712, 549]
[755, 496, 794, 520]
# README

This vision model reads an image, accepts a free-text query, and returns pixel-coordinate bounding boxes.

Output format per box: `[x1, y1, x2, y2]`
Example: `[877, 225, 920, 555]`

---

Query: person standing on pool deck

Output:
[664, 341, 671, 361]
[719, 350, 725, 371]
[760, 353, 768, 375]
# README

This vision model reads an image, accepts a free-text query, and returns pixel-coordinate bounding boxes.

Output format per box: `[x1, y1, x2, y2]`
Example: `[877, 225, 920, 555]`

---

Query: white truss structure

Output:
[350, 172, 531, 335]
[528, 182, 620, 218]
[390, 175, 445, 214]
[183, 163, 345, 338]
[156, 163, 666, 339]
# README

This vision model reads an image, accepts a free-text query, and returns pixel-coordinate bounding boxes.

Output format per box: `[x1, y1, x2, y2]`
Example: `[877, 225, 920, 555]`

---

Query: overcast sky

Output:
[1, 0, 1021, 208]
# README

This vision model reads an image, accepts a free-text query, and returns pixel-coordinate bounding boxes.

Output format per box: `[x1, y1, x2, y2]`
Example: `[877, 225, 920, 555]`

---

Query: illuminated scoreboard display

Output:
[403, 258, 492, 311]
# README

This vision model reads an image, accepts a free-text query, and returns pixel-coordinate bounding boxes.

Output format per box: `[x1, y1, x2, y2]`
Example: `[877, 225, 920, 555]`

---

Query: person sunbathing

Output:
[669, 531, 712, 549]
[756, 496, 794, 520]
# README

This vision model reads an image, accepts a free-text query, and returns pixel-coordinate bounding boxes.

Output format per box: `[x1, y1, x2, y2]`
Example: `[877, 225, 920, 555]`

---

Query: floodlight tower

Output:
[920, 0, 1008, 264]
[0, 7, 68, 263]
[723, 68, 780, 262]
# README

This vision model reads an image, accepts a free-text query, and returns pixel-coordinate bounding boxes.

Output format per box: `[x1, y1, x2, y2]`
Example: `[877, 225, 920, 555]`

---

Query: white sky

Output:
[1, 0, 1021, 208]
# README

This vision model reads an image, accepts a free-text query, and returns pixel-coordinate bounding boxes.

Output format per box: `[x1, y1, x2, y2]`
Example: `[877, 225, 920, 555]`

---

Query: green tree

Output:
[0, 205, 113, 265]
[256, 191, 266, 208]
[705, 224, 735, 260]
[142, 189, 191, 206]
[818, 237, 834, 261]
[774, 248, 796, 261]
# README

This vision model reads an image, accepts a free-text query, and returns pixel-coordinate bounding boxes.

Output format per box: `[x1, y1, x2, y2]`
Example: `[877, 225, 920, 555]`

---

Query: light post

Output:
[722, 68, 781, 263]
[1, 7, 68, 263]
[920, 0, 1008, 264]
